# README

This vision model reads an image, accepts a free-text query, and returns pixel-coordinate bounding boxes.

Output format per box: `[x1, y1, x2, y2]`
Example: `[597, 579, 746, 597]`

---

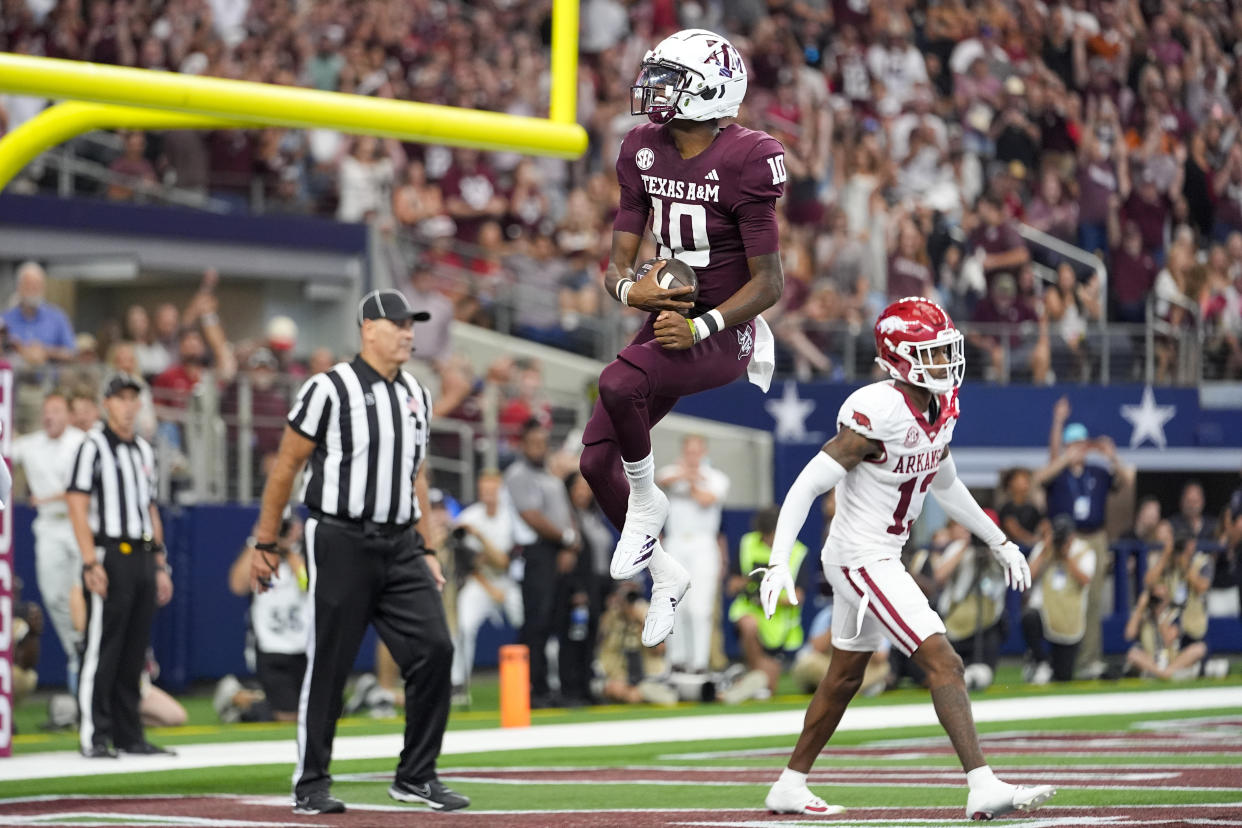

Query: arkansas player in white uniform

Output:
[758, 298, 1055, 820]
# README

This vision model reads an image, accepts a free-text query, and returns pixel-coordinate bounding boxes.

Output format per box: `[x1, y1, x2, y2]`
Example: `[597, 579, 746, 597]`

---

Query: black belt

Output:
[94, 536, 154, 552]
[310, 513, 412, 537]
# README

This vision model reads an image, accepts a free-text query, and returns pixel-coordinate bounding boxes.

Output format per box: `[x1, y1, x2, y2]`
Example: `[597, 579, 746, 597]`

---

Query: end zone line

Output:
[1, 686, 1238, 783]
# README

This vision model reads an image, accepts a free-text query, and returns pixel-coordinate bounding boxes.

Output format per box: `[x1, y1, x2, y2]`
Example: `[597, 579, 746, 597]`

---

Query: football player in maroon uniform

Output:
[579, 28, 787, 647]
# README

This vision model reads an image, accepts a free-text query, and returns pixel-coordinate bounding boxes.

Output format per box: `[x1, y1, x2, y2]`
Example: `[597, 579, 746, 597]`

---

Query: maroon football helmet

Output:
[874, 297, 964, 394]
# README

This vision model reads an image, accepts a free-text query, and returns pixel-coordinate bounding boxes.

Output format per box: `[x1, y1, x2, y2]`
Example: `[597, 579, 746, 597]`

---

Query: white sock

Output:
[778, 767, 808, 787]
[966, 766, 997, 790]
[623, 453, 655, 498]
[647, 541, 686, 586]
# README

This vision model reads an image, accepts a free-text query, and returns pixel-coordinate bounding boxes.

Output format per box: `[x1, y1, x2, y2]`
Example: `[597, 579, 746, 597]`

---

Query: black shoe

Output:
[293, 792, 346, 814]
[118, 741, 176, 756]
[389, 779, 470, 811]
[530, 692, 563, 709]
[81, 744, 117, 759]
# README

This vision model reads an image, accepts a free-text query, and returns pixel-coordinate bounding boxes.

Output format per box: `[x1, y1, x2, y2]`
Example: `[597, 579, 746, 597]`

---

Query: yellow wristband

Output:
[686, 317, 701, 344]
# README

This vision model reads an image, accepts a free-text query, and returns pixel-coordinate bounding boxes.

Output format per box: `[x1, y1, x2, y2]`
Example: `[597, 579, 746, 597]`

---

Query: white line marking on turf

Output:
[0, 812, 321, 827]
[435, 776, 1241, 792]
[2, 686, 1238, 783]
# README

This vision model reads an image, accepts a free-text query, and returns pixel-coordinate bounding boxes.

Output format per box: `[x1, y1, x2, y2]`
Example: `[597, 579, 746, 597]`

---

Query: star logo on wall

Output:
[765, 381, 816, 441]
[1120, 386, 1176, 449]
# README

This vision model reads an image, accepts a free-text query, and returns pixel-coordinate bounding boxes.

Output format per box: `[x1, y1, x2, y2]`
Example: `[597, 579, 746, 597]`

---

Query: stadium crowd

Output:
[2, 0, 1242, 379]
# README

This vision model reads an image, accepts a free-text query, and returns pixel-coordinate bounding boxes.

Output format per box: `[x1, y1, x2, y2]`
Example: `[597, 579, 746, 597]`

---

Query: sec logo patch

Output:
[905, 426, 921, 447]
[635, 147, 655, 170]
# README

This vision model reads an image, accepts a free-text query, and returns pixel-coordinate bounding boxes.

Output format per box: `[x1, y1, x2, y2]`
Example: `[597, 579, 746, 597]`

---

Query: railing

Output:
[374, 227, 633, 363]
[1146, 290, 1203, 387]
[1016, 223, 1112, 383]
[784, 318, 1151, 384]
[25, 133, 235, 212]
[4, 366, 491, 506]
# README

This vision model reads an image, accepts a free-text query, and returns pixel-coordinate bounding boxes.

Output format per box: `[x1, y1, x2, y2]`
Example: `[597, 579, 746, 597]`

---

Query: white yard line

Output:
[1, 686, 1238, 783]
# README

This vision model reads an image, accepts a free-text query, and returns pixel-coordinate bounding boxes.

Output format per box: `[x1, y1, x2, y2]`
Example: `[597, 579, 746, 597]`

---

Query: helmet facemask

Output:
[632, 60, 702, 124]
[880, 328, 965, 394]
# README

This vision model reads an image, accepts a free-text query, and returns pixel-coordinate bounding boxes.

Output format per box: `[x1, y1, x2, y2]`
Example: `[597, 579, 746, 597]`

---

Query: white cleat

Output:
[611, 487, 669, 580]
[764, 782, 845, 816]
[966, 782, 1056, 820]
[641, 564, 690, 647]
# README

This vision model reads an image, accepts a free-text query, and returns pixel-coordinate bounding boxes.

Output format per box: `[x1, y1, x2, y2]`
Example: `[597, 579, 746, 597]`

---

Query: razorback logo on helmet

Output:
[851, 411, 873, 429]
[877, 315, 919, 335]
[873, 297, 965, 395]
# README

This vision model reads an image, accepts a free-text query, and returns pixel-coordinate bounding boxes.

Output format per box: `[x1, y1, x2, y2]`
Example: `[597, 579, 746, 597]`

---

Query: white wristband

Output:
[691, 309, 725, 341]
[616, 278, 635, 306]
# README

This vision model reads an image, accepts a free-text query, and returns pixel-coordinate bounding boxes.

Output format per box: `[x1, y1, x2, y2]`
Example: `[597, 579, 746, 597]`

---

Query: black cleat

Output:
[293, 792, 346, 814]
[81, 744, 117, 759]
[118, 741, 177, 756]
[389, 779, 470, 811]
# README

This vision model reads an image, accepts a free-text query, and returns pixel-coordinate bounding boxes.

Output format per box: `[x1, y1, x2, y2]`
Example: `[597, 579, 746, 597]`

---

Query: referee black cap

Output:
[357, 289, 431, 326]
[102, 372, 143, 398]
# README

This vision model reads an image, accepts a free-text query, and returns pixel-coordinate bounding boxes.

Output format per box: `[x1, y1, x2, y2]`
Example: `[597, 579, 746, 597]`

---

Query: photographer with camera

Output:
[1035, 400, 1134, 678]
[1020, 515, 1096, 683]
[1144, 522, 1213, 649]
[934, 517, 1008, 691]
[449, 470, 523, 707]
[1124, 582, 1207, 680]
[217, 512, 309, 723]
[596, 581, 678, 706]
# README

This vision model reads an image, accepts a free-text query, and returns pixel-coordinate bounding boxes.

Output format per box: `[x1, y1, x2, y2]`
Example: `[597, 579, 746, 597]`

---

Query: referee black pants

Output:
[79, 541, 155, 753]
[294, 518, 453, 798]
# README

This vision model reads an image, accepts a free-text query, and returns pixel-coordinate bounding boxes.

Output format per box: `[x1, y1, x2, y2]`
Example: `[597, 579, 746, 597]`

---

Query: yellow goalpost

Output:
[0, 0, 586, 191]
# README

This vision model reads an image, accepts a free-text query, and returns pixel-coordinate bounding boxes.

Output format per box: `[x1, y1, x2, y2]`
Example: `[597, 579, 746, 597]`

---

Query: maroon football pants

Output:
[580, 315, 754, 531]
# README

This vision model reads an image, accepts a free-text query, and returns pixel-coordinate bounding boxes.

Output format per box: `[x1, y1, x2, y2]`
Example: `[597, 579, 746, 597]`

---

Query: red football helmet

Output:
[874, 297, 964, 394]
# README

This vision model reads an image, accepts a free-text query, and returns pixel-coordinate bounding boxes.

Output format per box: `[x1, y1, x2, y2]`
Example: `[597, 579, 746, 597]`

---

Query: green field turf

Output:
[15, 662, 1241, 753]
[7, 702, 1241, 810]
[7, 667, 1240, 825]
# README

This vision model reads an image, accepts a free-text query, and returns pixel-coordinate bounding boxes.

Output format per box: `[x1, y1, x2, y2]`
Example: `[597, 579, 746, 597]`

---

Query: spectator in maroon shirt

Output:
[221, 348, 289, 493]
[968, 193, 1030, 290]
[968, 273, 1048, 382]
[1122, 167, 1178, 261]
[1026, 170, 1079, 249]
[1110, 222, 1160, 323]
[107, 131, 158, 202]
[441, 149, 507, 243]
[886, 217, 935, 301]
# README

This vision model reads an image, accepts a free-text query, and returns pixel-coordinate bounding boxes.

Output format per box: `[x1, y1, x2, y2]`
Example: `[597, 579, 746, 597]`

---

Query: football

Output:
[636, 257, 698, 310]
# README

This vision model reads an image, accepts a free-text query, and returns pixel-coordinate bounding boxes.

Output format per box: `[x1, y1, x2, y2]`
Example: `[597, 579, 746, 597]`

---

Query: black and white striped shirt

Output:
[67, 425, 157, 541]
[288, 356, 431, 525]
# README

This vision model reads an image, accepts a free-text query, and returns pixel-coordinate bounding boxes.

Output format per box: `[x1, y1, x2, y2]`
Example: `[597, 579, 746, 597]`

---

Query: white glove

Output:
[753, 563, 798, 619]
[991, 541, 1031, 591]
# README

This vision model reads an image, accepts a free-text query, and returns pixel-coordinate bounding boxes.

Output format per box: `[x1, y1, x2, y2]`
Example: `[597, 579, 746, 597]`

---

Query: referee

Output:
[251, 289, 468, 815]
[67, 373, 174, 758]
